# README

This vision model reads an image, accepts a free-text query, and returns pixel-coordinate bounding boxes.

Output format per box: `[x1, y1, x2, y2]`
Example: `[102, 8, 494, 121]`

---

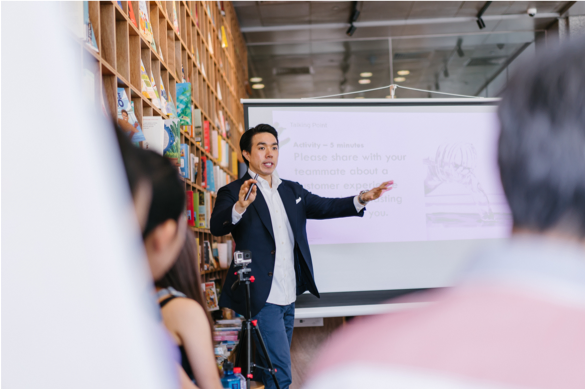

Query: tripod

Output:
[232, 260, 281, 389]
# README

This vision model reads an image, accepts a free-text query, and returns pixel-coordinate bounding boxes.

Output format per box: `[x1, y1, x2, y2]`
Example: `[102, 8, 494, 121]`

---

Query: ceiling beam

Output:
[240, 13, 560, 33]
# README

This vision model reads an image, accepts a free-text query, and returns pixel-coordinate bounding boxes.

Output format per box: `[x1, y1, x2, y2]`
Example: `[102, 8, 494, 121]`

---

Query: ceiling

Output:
[233, 1, 573, 99]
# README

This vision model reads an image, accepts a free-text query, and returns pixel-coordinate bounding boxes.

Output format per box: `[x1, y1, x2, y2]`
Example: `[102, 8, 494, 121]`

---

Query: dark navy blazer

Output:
[210, 172, 365, 318]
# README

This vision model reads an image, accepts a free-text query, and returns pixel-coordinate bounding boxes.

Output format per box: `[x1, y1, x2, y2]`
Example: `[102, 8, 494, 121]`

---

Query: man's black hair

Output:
[239, 124, 279, 166]
[498, 40, 585, 237]
[142, 150, 186, 238]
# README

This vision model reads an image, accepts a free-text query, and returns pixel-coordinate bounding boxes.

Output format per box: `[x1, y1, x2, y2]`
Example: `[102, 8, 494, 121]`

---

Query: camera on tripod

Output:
[234, 250, 252, 266]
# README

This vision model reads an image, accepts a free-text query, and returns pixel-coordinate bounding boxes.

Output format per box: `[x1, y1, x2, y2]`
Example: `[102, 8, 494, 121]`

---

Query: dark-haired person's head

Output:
[115, 123, 152, 231]
[239, 124, 279, 178]
[498, 40, 585, 239]
[155, 230, 213, 329]
[142, 151, 187, 280]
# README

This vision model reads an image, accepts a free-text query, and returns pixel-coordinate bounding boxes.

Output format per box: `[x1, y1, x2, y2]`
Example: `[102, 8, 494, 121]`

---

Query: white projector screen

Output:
[244, 99, 510, 308]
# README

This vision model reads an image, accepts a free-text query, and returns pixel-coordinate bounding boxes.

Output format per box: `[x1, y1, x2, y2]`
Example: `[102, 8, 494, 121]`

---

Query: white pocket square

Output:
[296, 197, 301, 204]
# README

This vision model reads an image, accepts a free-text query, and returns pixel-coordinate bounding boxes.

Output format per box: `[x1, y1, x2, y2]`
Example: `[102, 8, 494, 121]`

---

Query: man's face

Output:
[244, 132, 279, 177]
[122, 111, 129, 122]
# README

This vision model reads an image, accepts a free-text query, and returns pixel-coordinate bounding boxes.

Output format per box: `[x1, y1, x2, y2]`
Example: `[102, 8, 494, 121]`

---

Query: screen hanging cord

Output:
[303, 84, 480, 99]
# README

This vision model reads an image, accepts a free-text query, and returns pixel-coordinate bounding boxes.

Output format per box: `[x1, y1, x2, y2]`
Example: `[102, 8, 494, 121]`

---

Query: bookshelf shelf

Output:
[68, 1, 248, 285]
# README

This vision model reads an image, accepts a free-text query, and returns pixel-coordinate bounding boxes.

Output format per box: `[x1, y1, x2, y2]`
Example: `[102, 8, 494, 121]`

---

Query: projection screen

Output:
[243, 99, 509, 313]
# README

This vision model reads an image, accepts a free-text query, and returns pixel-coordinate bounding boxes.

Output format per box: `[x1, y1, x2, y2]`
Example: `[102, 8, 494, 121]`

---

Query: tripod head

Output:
[231, 250, 255, 292]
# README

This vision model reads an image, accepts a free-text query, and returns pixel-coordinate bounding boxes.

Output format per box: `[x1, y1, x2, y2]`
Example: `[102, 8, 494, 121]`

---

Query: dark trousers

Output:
[251, 302, 295, 389]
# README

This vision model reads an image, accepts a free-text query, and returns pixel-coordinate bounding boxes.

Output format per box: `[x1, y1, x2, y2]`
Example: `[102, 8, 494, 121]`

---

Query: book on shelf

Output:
[176, 83, 192, 126]
[222, 140, 230, 168]
[193, 109, 203, 144]
[149, 71, 162, 109]
[163, 119, 181, 165]
[198, 193, 206, 228]
[211, 129, 219, 159]
[206, 159, 215, 192]
[140, 60, 155, 100]
[128, 1, 137, 28]
[208, 33, 213, 54]
[200, 155, 207, 188]
[217, 243, 228, 268]
[204, 192, 212, 228]
[83, 2, 99, 53]
[217, 82, 223, 100]
[192, 191, 200, 227]
[117, 88, 147, 148]
[180, 144, 190, 180]
[217, 136, 223, 165]
[231, 151, 238, 175]
[143, 116, 164, 154]
[221, 26, 228, 48]
[159, 76, 173, 116]
[172, 1, 180, 36]
[190, 154, 199, 183]
[186, 190, 195, 226]
[218, 111, 226, 136]
[226, 121, 231, 139]
[202, 281, 219, 311]
[203, 121, 211, 152]
[138, 1, 154, 43]
[202, 241, 212, 270]
[219, 1, 226, 16]
[167, 93, 178, 119]
[196, 47, 200, 67]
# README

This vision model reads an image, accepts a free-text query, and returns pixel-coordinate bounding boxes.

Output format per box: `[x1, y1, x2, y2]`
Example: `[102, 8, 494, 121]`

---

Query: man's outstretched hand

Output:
[361, 181, 394, 202]
[235, 179, 258, 214]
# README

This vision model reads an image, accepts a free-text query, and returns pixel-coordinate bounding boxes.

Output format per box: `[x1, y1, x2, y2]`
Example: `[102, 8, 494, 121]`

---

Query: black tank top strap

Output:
[159, 295, 177, 308]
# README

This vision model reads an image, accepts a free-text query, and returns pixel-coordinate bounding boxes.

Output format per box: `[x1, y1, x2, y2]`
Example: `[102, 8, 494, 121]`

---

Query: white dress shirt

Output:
[232, 168, 366, 306]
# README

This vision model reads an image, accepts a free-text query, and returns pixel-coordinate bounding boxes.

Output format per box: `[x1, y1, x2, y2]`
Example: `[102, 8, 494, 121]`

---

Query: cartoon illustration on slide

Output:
[424, 143, 510, 229]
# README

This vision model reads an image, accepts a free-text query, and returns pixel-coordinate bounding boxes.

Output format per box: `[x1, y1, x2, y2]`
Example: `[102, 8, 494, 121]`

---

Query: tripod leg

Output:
[252, 321, 281, 389]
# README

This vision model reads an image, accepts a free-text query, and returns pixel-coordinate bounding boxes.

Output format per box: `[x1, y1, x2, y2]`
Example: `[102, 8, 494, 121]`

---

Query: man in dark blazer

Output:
[211, 124, 392, 389]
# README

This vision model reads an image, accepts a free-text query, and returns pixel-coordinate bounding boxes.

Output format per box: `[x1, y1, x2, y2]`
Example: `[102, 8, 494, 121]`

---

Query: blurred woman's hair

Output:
[155, 230, 214, 329]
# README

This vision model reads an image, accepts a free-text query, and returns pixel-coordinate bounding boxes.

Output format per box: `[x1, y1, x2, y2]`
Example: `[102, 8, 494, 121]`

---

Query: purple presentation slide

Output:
[272, 109, 512, 245]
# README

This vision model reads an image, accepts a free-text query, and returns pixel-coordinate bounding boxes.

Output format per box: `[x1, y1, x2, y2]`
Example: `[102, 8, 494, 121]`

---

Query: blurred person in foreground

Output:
[156, 231, 223, 389]
[303, 41, 585, 389]
[117, 128, 198, 389]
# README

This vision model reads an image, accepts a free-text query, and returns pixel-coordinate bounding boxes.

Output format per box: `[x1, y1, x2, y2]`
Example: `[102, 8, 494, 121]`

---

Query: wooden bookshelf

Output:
[68, 1, 248, 284]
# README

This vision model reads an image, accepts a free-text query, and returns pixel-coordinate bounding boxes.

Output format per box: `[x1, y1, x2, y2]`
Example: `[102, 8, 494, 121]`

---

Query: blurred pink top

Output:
[304, 237, 585, 389]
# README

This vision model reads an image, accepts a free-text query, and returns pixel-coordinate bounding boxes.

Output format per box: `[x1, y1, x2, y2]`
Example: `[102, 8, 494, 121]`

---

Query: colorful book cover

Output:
[128, 1, 137, 27]
[193, 109, 203, 144]
[142, 116, 165, 154]
[186, 190, 195, 226]
[206, 159, 215, 192]
[201, 156, 207, 188]
[190, 154, 198, 182]
[195, 6, 199, 27]
[159, 76, 172, 115]
[138, 1, 153, 43]
[180, 144, 190, 179]
[218, 111, 226, 136]
[211, 129, 219, 159]
[149, 71, 161, 109]
[198, 193, 206, 228]
[231, 151, 238, 175]
[217, 137, 223, 165]
[140, 60, 154, 99]
[203, 121, 210, 152]
[176, 83, 192, 126]
[163, 118, 181, 164]
[117, 88, 146, 147]
[83, 2, 99, 53]
[172, 1, 180, 36]
[221, 26, 228, 48]
[167, 93, 178, 118]
[193, 191, 199, 226]
[202, 280, 219, 311]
